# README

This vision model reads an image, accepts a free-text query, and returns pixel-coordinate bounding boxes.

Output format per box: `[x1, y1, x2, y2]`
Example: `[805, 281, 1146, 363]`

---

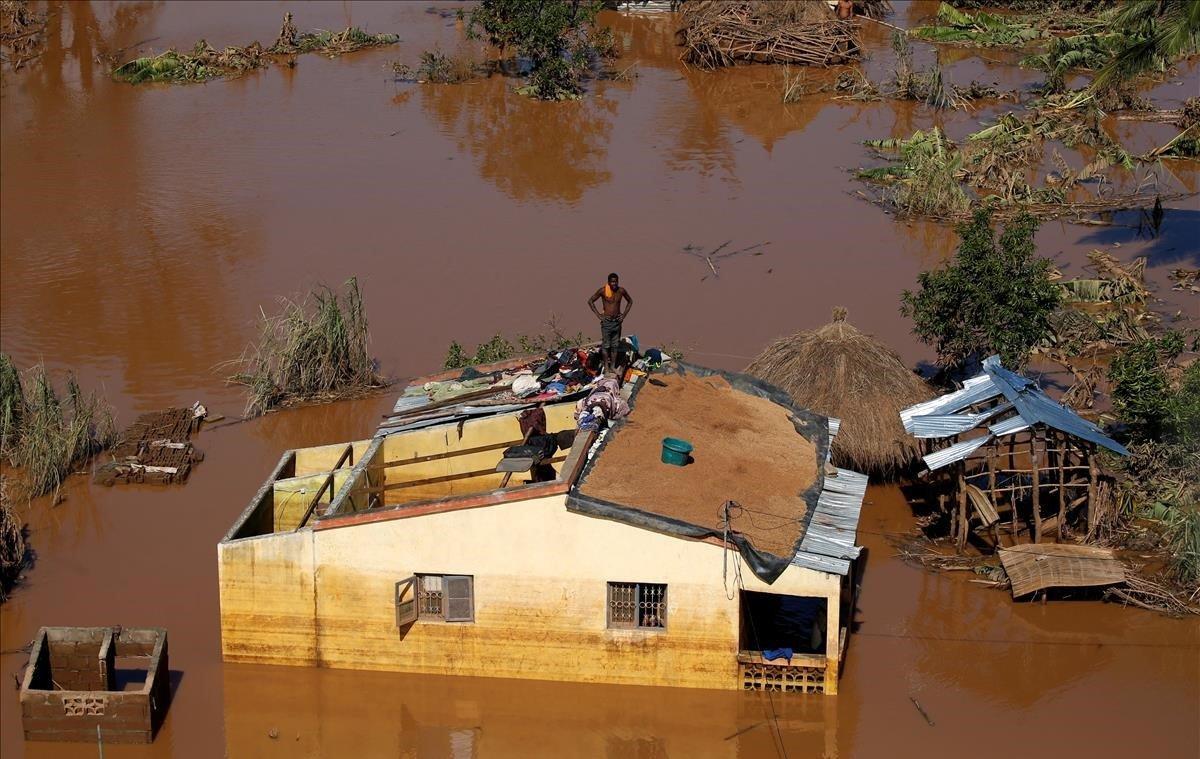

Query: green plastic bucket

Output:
[661, 437, 694, 466]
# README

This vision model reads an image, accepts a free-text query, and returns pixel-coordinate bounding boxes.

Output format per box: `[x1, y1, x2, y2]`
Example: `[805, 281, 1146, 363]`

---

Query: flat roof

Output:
[573, 365, 829, 578]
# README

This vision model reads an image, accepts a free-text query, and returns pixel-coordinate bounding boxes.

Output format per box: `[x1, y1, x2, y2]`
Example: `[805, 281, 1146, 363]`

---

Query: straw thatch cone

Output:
[746, 308, 934, 477]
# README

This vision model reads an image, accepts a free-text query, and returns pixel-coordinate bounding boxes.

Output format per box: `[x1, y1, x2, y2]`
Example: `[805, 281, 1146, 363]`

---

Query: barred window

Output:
[607, 582, 667, 630]
[398, 574, 473, 623]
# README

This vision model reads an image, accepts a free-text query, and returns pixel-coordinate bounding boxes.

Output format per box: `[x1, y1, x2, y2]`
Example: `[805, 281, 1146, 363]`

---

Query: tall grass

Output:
[0, 476, 28, 602]
[0, 353, 22, 463]
[230, 278, 386, 417]
[0, 355, 117, 499]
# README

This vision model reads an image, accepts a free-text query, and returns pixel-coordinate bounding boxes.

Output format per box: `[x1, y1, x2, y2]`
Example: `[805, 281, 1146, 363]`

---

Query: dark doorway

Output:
[739, 591, 826, 655]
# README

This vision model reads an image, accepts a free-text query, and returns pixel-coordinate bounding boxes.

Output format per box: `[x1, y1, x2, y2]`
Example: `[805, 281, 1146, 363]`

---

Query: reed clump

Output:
[0, 355, 117, 500]
[0, 476, 28, 602]
[230, 278, 386, 417]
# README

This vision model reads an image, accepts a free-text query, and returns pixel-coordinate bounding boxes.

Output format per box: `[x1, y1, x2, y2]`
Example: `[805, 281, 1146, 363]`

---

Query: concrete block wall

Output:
[20, 627, 170, 744]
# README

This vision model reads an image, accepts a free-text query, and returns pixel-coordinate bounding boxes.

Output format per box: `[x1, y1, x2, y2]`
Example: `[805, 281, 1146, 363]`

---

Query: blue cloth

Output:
[546, 382, 567, 394]
[762, 647, 793, 662]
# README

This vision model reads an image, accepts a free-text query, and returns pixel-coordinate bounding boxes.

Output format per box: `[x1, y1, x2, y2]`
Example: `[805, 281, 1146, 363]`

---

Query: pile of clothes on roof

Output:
[573, 337, 675, 431]
[392, 338, 673, 430]
[512, 346, 607, 401]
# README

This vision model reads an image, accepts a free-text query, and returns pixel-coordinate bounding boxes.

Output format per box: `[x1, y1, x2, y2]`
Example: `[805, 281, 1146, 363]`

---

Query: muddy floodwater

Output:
[1, 2, 1198, 757]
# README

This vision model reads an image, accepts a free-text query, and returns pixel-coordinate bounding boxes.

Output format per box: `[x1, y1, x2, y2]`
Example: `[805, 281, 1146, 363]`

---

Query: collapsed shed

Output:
[746, 308, 935, 477]
[676, 1, 881, 69]
[900, 355, 1128, 551]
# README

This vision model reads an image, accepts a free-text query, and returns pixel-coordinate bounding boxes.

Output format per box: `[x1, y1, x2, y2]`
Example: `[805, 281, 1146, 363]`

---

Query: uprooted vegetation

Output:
[678, 0, 889, 70]
[0, 0, 46, 70]
[1038, 250, 1160, 379]
[228, 278, 387, 417]
[0, 354, 117, 500]
[913, 1, 1199, 103]
[112, 12, 398, 84]
[784, 33, 1012, 111]
[854, 103, 1192, 221]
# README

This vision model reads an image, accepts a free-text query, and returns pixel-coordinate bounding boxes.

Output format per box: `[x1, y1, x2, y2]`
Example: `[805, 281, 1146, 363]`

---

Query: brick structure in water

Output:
[19, 627, 170, 743]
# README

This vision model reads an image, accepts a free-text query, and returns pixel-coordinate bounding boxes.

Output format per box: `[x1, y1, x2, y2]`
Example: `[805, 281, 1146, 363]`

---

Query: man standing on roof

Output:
[587, 273, 633, 375]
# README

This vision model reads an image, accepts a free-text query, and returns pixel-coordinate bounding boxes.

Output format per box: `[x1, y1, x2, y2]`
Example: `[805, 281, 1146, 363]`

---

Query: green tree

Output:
[1108, 331, 1186, 440]
[467, 0, 607, 100]
[900, 209, 1060, 370]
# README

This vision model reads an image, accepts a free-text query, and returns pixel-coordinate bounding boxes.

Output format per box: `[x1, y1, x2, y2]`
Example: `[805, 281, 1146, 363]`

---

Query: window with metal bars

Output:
[607, 582, 667, 630]
[396, 574, 474, 625]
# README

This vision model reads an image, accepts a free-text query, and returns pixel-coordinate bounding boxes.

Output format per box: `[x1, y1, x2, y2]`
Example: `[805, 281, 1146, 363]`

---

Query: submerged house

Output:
[218, 360, 867, 694]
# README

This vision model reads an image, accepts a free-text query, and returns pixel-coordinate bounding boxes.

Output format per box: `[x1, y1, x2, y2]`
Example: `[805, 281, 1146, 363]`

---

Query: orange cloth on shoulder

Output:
[604, 284, 615, 299]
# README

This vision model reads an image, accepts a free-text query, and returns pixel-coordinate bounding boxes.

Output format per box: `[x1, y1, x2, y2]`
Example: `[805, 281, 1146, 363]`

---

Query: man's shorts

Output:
[601, 317, 622, 352]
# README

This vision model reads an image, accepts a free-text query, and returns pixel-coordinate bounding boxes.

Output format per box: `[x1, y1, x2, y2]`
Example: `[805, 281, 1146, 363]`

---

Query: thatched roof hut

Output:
[746, 308, 934, 477]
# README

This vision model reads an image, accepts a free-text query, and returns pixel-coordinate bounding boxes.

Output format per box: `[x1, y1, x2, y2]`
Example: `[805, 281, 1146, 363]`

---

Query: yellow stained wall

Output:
[378, 405, 575, 504]
[220, 494, 841, 691]
[218, 528, 318, 666]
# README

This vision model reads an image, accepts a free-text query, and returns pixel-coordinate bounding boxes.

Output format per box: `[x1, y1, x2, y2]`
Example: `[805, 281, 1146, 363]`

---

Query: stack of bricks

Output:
[19, 626, 170, 744]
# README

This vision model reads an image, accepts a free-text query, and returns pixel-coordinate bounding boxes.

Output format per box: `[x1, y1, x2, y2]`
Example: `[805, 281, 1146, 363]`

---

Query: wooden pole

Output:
[1031, 433, 1042, 545]
[956, 470, 968, 552]
[988, 439, 1001, 550]
[1009, 436, 1019, 542]
[1088, 443, 1099, 533]
[1057, 432, 1067, 541]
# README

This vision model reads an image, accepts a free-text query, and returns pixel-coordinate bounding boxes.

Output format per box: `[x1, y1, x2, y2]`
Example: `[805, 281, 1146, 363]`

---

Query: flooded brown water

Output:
[1, 2, 1197, 757]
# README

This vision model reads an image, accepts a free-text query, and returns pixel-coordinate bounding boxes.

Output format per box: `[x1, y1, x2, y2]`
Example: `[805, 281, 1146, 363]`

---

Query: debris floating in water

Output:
[112, 12, 398, 84]
[94, 405, 207, 487]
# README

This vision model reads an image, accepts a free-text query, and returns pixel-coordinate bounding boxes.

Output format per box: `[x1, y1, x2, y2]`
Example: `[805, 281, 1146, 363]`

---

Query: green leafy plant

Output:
[900, 209, 1060, 370]
[467, 0, 609, 100]
[912, 3, 1045, 47]
[1108, 332, 1185, 439]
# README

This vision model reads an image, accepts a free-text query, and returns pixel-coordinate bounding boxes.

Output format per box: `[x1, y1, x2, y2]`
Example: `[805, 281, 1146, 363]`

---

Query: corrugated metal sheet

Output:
[377, 403, 535, 437]
[900, 375, 1001, 433]
[988, 414, 1030, 437]
[792, 467, 868, 576]
[981, 356, 1128, 456]
[826, 417, 841, 463]
[923, 435, 990, 471]
[392, 395, 431, 414]
[907, 401, 1014, 439]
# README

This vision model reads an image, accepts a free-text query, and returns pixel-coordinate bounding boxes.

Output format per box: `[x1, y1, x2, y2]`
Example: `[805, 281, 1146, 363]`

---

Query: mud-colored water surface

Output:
[2, 2, 1197, 757]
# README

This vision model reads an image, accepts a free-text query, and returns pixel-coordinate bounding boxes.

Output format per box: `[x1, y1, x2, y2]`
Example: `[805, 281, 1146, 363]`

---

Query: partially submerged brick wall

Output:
[20, 627, 170, 744]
